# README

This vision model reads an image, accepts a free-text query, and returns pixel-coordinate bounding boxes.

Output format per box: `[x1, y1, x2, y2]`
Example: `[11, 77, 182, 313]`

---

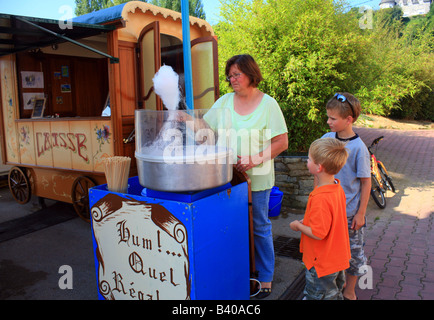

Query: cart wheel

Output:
[8, 166, 31, 204]
[71, 176, 96, 223]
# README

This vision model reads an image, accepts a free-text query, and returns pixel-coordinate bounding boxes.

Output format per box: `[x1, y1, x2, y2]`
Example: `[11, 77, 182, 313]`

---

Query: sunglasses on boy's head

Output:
[334, 93, 355, 118]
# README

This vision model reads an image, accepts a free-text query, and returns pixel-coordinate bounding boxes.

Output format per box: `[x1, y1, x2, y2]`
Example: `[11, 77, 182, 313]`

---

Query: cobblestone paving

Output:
[354, 127, 434, 300]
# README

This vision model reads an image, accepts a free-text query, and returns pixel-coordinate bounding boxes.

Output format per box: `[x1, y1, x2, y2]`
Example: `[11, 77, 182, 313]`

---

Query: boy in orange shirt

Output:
[290, 138, 351, 300]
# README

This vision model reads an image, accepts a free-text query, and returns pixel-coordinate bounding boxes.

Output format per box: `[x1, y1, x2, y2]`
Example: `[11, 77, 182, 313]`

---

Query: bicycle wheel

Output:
[378, 162, 396, 193]
[371, 175, 386, 209]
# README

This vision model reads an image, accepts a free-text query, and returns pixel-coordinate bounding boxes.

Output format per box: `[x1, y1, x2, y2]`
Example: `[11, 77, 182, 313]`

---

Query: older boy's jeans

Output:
[252, 189, 274, 282]
[304, 267, 345, 300]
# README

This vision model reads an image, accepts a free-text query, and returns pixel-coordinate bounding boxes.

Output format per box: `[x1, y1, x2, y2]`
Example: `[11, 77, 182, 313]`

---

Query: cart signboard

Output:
[15, 119, 113, 172]
[91, 193, 190, 300]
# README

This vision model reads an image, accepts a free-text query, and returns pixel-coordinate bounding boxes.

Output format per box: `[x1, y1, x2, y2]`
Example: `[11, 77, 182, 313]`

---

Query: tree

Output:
[215, 0, 366, 152]
[390, 5, 434, 120]
[354, 7, 433, 119]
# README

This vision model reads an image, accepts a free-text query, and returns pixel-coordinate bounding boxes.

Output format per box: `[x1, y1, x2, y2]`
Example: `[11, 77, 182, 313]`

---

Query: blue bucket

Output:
[269, 186, 283, 217]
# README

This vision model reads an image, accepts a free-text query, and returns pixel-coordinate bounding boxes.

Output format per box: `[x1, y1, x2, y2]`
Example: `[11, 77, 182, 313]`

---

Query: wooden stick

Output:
[103, 156, 131, 193]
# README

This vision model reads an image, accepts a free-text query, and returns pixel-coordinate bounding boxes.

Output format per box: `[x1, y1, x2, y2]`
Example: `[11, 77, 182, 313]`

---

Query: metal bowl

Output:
[135, 148, 233, 192]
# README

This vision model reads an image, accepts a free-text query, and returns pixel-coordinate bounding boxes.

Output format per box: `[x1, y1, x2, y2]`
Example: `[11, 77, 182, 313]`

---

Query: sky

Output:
[0, 0, 380, 25]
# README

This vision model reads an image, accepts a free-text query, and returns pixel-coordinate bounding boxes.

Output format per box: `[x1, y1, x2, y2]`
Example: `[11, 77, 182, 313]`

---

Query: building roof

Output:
[73, 1, 214, 35]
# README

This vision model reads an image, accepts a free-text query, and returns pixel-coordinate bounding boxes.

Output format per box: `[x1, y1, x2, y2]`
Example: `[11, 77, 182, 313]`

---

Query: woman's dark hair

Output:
[225, 54, 263, 88]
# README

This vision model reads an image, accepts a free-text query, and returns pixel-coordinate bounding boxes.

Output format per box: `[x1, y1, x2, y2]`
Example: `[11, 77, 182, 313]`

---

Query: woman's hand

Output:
[235, 155, 257, 172]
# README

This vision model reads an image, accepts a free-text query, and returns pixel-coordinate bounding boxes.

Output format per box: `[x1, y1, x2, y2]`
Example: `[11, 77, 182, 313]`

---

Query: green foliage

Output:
[215, 0, 365, 151]
[215, 0, 434, 151]
[395, 6, 434, 120]
[355, 7, 434, 119]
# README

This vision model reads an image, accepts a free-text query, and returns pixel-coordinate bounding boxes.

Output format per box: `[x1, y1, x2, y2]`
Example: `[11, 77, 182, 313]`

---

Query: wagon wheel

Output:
[8, 166, 31, 204]
[71, 176, 96, 223]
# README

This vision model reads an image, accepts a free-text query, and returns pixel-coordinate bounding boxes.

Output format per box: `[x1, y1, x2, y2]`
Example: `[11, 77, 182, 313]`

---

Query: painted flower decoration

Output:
[95, 124, 111, 153]
[102, 125, 110, 141]
[19, 126, 30, 145]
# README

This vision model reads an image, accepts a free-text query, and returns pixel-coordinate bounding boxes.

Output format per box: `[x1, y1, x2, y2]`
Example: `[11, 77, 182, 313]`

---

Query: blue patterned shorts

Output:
[347, 217, 367, 277]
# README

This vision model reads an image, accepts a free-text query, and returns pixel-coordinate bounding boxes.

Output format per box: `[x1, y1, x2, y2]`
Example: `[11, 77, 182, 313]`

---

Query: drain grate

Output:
[279, 270, 306, 300]
[273, 236, 302, 260]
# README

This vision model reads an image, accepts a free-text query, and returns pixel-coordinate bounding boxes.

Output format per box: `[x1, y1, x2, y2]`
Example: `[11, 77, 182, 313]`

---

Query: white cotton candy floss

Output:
[152, 65, 180, 111]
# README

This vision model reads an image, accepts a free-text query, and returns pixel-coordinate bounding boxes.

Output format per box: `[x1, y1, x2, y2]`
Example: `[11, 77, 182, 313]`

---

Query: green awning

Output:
[0, 13, 118, 63]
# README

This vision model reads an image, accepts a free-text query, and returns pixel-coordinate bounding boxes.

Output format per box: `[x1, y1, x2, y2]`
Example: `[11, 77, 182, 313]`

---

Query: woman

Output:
[211, 54, 288, 298]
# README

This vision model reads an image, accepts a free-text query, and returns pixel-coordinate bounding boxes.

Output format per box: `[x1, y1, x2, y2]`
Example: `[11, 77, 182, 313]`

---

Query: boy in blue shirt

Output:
[320, 93, 371, 300]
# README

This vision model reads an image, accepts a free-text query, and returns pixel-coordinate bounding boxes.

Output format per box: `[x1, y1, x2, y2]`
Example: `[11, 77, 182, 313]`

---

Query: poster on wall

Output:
[21, 71, 44, 88]
[61, 65, 69, 77]
[22, 92, 44, 110]
[61, 84, 71, 93]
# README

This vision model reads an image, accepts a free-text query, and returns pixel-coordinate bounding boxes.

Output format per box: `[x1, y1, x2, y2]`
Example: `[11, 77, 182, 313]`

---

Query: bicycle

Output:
[368, 136, 396, 209]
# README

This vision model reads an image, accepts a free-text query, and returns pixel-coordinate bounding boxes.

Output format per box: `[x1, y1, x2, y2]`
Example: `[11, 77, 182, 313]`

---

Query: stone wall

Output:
[274, 155, 313, 210]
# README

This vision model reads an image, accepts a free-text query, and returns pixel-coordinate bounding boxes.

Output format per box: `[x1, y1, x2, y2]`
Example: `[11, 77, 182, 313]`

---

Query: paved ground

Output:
[354, 127, 434, 300]
[0, 127, 432, 300]
[0, 192, 97, 300]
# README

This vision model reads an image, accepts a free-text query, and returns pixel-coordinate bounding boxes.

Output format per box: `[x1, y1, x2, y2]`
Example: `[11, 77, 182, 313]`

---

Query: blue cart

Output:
[89, 175, 251, 300]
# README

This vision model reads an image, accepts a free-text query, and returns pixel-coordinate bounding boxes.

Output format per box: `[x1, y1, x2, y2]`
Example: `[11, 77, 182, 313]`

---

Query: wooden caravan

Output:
[0, 2, 218, 221]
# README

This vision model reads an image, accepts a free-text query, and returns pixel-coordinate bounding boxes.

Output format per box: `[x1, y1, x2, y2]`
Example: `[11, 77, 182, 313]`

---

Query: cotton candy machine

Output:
[134, 65, 234, 192]
[135, 108, 234, 192]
